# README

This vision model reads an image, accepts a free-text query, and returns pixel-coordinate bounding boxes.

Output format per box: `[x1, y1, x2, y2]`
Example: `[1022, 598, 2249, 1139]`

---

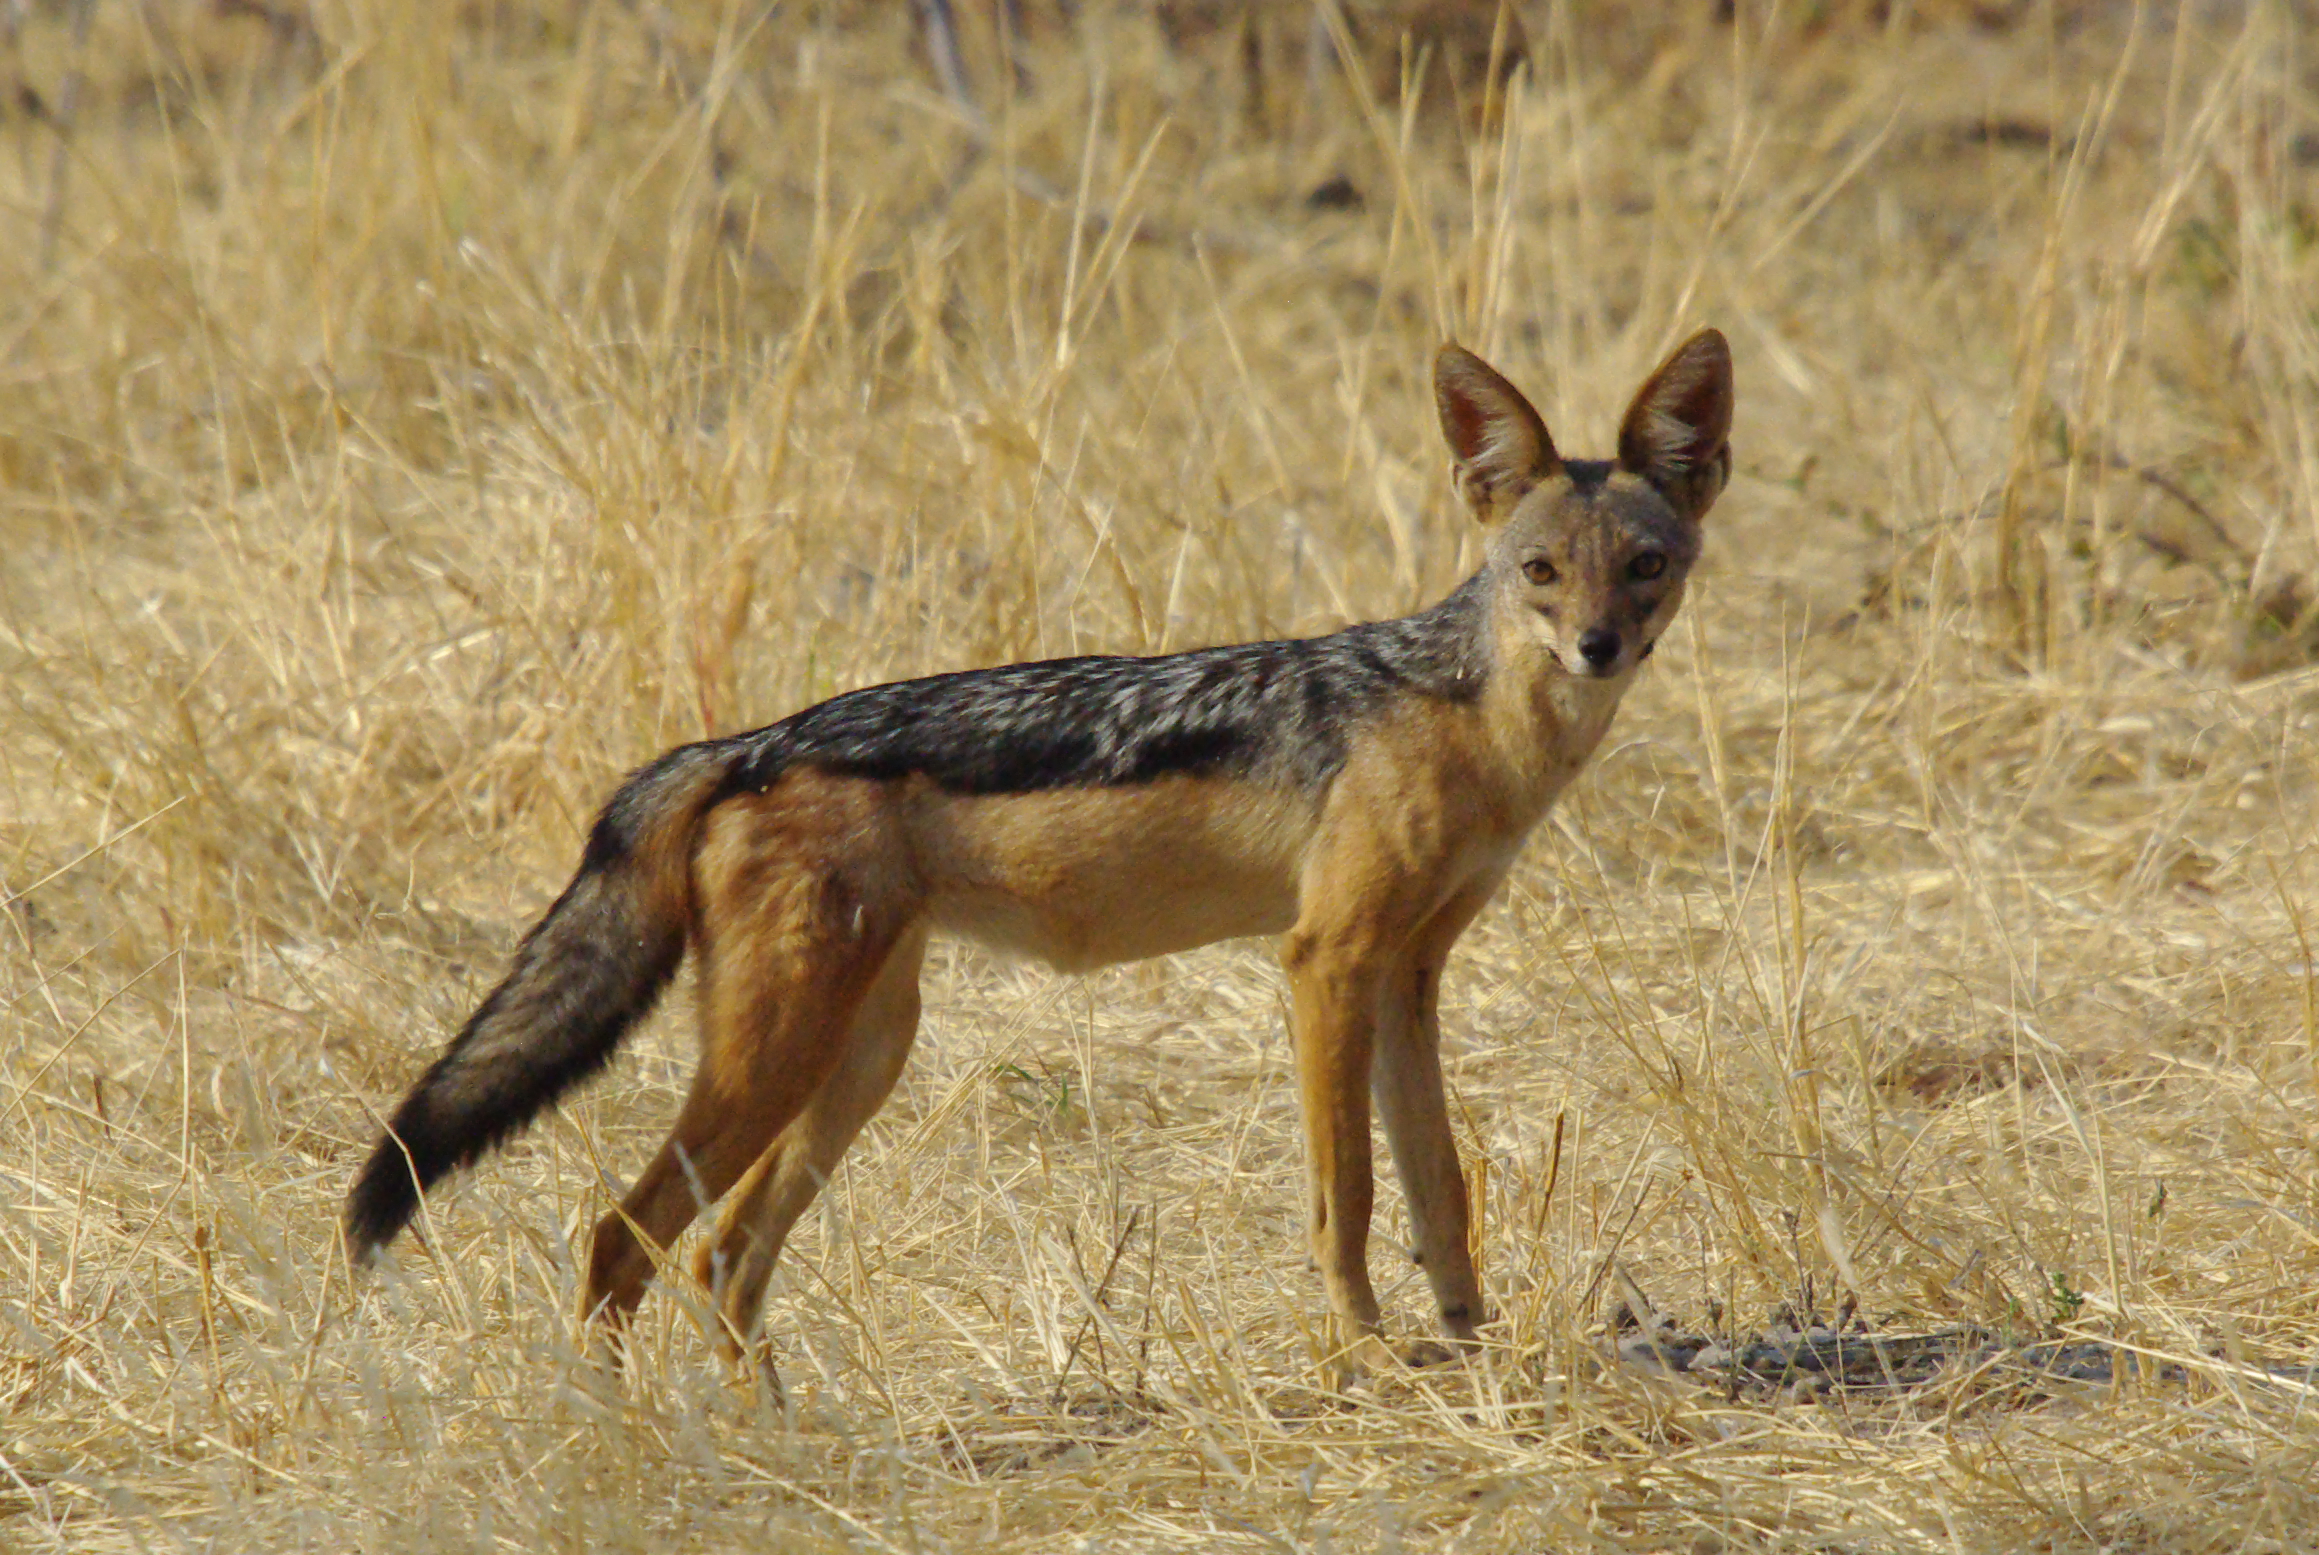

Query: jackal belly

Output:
[910, 776, 1311, 971]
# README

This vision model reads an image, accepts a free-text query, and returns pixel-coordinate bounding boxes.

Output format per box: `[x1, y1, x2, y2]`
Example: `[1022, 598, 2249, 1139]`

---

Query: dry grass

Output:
[5, 0, 2319, 1548]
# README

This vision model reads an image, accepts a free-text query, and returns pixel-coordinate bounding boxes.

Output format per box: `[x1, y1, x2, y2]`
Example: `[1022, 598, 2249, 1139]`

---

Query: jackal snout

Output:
[1576, 626, 1622, 674]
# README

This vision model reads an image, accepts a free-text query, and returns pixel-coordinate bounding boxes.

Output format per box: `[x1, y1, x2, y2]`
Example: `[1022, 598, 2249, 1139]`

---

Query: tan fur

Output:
[913, 778, 1313, 970]
[565, 334, 1734, 1379]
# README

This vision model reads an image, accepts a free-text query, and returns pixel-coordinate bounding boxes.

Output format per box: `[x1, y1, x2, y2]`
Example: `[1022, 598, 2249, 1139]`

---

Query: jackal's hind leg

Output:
[582, 861, 910, 1336]
[696, 927, 928, 1362]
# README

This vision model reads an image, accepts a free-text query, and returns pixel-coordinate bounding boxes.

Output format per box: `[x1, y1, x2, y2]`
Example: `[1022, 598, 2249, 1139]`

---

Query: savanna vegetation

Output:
[3, 1, 2316, 1548]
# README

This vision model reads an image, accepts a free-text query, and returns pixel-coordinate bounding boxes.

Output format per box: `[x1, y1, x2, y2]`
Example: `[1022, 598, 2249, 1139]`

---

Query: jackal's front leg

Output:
[1372, 883, 1499, 1358]
[1372, 959, 1482, 1359]
[1283, 930, 1388, 1368]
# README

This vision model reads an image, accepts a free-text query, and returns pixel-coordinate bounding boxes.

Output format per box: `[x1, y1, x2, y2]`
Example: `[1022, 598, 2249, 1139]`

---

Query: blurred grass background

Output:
[3, 1, 2317, 1549]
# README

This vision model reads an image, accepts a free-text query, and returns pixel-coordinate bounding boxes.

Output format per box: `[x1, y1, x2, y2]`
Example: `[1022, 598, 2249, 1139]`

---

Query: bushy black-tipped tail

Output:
[344, 740, 743, 1261]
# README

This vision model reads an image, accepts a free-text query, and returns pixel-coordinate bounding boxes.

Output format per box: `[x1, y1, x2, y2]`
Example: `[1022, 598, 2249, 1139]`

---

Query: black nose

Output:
[1577, 628, 1621, 670]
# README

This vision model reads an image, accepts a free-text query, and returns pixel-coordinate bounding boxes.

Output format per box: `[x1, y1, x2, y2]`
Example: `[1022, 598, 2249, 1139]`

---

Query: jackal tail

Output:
[343, 740, 740, 1261]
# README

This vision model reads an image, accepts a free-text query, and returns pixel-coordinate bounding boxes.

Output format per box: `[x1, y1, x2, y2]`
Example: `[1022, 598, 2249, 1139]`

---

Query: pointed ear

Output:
[1618, 329, 1734, 521]
[1434, 343, 1560, 521]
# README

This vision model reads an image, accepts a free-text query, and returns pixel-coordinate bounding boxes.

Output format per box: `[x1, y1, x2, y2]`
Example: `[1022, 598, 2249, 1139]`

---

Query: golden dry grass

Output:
[5, 1, 2319, 1549]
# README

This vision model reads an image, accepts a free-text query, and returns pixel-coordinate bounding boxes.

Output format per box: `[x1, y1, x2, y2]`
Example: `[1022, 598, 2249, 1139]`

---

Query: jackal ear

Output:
[1618, 329, 1734, 522]
[1434, 343, 1561, 521]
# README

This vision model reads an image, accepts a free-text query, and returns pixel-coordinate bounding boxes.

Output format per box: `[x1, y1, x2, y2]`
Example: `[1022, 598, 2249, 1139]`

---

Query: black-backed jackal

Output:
[345, 332, 1735, 1375]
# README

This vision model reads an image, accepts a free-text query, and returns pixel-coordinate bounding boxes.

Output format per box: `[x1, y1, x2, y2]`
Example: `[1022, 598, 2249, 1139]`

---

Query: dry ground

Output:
[5, 1, 2319, 1549]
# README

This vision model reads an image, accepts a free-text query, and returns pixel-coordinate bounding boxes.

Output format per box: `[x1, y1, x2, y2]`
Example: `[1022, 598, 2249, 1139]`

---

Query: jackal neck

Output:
[1329, 569, 1493, 702]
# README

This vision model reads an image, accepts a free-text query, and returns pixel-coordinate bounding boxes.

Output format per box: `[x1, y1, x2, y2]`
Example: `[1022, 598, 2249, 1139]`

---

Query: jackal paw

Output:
[717, 1336, 787, 1403]
[1394, 1336, 1470, 1369]
[1316, 1330, 1395, 1390]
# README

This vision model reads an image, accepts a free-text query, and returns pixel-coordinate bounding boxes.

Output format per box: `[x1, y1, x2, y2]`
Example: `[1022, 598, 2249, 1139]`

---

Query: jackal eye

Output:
[1522, 557, 1558, 586]
[1629, 552, 1667, 581]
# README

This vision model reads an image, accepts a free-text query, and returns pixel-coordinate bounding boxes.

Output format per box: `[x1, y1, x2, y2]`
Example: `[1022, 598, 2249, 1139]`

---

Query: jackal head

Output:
[1434, 331, 1733, 679]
